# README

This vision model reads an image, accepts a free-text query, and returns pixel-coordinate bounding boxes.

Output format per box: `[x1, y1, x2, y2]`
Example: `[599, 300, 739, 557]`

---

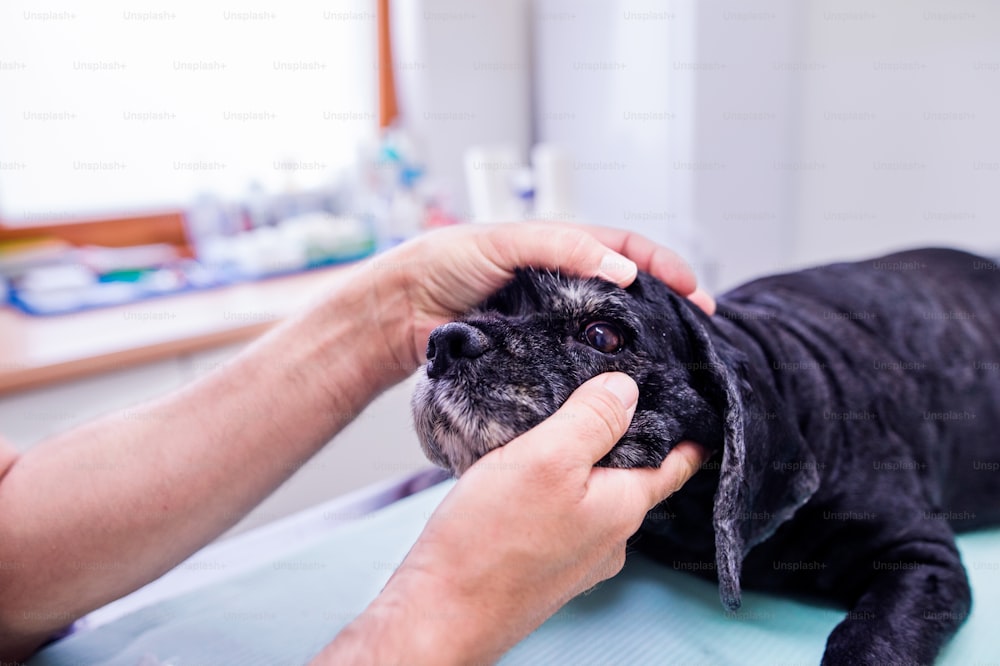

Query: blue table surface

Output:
[30, 480, 1000, 665]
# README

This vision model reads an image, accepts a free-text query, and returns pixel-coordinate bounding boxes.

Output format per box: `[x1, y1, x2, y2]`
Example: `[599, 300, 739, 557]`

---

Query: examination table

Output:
[29, 471, 1000, 665]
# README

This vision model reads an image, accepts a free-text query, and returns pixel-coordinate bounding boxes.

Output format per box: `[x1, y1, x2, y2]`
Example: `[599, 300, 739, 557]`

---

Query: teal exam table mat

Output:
[30, 480, 1000, 665]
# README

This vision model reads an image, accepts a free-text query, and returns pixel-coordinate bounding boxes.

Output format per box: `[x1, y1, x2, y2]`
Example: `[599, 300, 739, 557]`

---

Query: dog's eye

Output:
[582, 321, 624, 354]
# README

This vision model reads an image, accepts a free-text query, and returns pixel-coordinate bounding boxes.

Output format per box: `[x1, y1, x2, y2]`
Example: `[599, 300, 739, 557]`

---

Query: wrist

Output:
[291, 261, 416, 398]
[317, 565, 500, 666]
[345, 254, 422, 379]
[362, 253, 423, 374]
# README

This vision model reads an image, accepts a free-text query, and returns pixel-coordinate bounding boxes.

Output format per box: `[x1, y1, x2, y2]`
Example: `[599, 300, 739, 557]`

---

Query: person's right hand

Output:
[316, 372, 709, 665]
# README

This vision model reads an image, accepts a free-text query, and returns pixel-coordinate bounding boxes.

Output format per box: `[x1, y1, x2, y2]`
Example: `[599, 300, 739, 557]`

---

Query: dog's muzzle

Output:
[425, 322, 492, 379]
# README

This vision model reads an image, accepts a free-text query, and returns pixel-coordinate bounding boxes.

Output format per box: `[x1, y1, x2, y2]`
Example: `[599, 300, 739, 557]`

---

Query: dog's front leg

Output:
[821, 535, 971, 665]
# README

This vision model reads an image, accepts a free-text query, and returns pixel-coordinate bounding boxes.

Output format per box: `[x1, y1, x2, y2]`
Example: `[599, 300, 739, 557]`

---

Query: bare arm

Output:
[0, 266, 402, 657]
[0, 222, 709, 659]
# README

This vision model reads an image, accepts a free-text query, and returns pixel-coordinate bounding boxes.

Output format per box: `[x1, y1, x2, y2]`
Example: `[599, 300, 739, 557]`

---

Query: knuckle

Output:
[557, 228, 598, 267]
[655, 475, 684, 502]
[531, 444, 570, 475]
[478, 229, 509, 265]
[577, 393, 629, 443]
[605, 548, 627, 578]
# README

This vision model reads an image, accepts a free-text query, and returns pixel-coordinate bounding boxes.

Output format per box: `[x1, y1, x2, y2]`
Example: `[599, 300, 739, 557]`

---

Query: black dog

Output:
[411, 247, 1000, 665]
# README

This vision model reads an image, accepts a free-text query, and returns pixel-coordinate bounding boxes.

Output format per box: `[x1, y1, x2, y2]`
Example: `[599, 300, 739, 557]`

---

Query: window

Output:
[0, 1, 375, 225]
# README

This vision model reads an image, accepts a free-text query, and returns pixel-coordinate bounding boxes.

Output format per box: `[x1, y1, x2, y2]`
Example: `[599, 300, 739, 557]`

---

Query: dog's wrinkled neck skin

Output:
[664, 305, 821, 610]
[410, 269, 821, 610]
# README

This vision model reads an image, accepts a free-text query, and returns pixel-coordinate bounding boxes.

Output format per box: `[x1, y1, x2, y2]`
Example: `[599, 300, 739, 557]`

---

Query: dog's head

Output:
[411, 269, 820, 609]
[412, 269, 728, 475]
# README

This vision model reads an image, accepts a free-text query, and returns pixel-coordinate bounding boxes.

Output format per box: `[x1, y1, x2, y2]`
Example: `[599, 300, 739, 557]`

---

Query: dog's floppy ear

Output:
[672, 299, 821, 611]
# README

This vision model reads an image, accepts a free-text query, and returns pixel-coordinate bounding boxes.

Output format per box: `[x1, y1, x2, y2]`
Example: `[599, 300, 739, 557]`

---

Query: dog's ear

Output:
[672, 299, 821, 611]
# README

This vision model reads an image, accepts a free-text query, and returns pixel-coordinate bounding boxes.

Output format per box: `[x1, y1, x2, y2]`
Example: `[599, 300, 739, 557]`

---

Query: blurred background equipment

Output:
[3, 1, 996, 310]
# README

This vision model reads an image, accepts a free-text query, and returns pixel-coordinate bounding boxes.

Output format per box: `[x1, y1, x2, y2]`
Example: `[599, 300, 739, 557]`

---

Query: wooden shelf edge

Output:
[0, 320, 274, 397]
[0, 210, 191, 253]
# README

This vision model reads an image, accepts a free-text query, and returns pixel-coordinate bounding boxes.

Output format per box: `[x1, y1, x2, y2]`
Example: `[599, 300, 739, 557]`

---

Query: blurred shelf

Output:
[0, 263, 351, 396]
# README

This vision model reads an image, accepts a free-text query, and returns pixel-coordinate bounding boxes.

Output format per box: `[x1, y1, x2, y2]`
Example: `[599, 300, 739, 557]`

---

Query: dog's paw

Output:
[822, 614, 928, 666]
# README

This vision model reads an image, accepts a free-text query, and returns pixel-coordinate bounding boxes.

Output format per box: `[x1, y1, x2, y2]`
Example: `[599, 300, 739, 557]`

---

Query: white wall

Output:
[791, 0, 1000, 269]
[533, 0, 803, 291]
[687, 0, 802, 289]
[0, 345, 431, 539]
[532, 0, 1000, 292]
[391, 0, 532, 216]
[533, 0, 699, 261]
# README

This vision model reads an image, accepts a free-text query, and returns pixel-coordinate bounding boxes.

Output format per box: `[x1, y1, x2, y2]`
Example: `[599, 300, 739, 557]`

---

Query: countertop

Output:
[0, 264, 351, 396]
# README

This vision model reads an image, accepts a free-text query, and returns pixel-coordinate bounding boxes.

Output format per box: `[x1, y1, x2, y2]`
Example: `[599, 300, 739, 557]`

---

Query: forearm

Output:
[0, 264, 412, 655]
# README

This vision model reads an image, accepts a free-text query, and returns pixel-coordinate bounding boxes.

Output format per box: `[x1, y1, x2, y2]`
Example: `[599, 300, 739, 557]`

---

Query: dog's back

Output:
[413, 246, 1000, 662]
[634, 248, 1000, 661]
[717, 248, 1000, 532]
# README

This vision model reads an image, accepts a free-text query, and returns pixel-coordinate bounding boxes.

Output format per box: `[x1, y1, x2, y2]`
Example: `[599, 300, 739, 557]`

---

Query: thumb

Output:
[631, 441, 711, 511]
[508, 373, 638, 466]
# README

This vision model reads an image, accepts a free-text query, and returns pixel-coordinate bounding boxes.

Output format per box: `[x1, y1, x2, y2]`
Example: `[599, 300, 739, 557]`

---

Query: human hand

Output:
[578, 223, 716, 316]
[316, 373, 709, 665]
[358, 222, 715, 374]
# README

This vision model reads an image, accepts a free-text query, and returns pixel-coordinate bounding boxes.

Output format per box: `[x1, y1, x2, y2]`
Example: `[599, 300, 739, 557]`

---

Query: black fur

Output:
[411, 247, 1000, 665]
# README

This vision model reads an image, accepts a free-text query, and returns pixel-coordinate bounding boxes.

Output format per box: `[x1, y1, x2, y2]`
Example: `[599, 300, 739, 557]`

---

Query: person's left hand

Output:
[360, 222, 714, 372]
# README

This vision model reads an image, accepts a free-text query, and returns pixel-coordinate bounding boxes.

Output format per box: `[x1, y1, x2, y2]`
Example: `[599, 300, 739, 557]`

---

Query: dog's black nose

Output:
[426, 322, 491, 379]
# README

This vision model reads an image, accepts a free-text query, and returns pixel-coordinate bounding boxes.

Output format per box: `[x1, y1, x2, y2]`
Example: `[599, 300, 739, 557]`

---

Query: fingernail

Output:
[598, 253, 637, 285]
[602, 373, 638, 408]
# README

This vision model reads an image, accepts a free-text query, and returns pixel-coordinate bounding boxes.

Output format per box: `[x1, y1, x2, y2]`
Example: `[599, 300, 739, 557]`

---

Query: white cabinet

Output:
[0, 343, 434, 539]
[0, 359, 187, 450]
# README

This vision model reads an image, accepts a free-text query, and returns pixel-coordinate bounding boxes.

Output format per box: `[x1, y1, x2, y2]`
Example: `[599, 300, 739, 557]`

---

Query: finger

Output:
[506, 373, 638, 466]
[687, 288, 717, 316]
[628, 441, 711, 510]
[547, 223, 699, 297]
[519, 221, 714, 315]
[477, 223, 638, 287]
